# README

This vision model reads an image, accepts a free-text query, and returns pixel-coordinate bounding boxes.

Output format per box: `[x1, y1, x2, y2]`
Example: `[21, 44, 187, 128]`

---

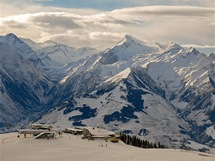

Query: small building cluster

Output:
[18, 124, 56, 139]
[18, 124, 119, 142]
[63, 127, 83, 135]
[64, 126, 119, 142]
[82, 127, 116, 140]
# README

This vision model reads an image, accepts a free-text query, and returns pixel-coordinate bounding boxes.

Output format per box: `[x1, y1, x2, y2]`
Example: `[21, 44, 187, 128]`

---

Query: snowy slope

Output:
[57, 35, 159, 98]
[39, 71, 190, 147]
[37, 43, 97, 65]
[1, 133, 215, 161]
[0, 34, 37, 59]
[22, 38, 98, 64]
[21, 37, 98, 80]
[0, 33, 59, 75]
[0, 44, 56, 132]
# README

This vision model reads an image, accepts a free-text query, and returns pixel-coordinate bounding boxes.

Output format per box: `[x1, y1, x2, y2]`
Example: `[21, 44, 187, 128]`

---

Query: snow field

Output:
[1, 133, 214, 161]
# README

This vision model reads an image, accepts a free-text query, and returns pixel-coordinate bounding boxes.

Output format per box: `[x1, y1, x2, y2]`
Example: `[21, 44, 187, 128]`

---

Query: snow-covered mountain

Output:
[0, 33, 214, 153]
[56, 35, 159, 99]
[0, 33, 98, 131]
[0, 33, 58, 74]
[38, 35, 215, 152]
[22, 38, 97, 65]
[0, 43, 57, 132]
[21, 37, 98, 80]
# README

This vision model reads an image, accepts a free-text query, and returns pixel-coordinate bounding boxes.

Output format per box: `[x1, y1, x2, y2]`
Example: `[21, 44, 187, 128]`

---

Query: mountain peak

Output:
[124, 34, 139, 41]
[208, 53, 215, 62]
[116, 35, 142, 47]
[189, 47, 200, 54]
[163, 42, 183, 53]
[1, 33, 25, 46]
[168, 42, 182, 50]
[6, 33, 18, 38]
[5, 33, 19, 41]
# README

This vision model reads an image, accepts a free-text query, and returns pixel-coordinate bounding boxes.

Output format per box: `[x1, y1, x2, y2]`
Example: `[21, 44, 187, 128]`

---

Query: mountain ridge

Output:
[0, 33, 214, 153]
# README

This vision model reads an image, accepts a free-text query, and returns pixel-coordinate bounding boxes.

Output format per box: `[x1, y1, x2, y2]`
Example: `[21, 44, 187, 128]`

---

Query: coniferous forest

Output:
[120, 133, 167, 149]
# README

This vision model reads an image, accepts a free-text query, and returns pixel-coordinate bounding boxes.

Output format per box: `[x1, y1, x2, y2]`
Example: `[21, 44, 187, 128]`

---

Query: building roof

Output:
[65, 128, 83, 132]
[84, 127, 115, 136]
[18, 129, 49, 134]
[29, 124, 53, 129]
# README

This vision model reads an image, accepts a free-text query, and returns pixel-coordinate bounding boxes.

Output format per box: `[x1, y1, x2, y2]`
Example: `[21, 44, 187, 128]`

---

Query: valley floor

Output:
[0, 133, 214, 161]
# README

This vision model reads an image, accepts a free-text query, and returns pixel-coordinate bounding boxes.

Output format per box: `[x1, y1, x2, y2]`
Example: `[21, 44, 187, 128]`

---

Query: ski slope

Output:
[1, 133, 214, 161]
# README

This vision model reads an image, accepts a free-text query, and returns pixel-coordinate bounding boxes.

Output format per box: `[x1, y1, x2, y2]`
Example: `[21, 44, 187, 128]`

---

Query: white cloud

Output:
[110, 6, 214, 19]
[0, 1, 214, 51]
[122, 0, 215, 8]
[89, 32, 123, 40]
[182, 44, 215, 49]
[170, 0, 215, 7]
[33, 0, 53, 1]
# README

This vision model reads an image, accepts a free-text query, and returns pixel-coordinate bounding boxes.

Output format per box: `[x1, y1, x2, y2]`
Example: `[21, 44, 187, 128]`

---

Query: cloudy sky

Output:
[0, 0, 214, 52]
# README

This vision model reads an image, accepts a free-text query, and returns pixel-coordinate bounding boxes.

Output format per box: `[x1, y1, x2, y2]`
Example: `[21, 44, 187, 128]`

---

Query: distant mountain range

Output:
[0, 33, 214, 153]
